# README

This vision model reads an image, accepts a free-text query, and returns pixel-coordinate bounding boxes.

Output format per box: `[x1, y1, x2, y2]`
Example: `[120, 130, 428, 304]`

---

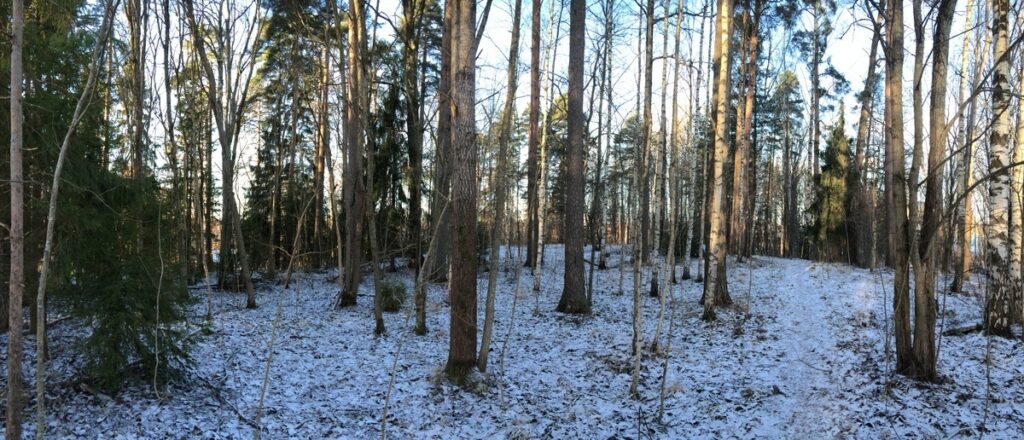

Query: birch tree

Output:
[984, 0, 1013, 336]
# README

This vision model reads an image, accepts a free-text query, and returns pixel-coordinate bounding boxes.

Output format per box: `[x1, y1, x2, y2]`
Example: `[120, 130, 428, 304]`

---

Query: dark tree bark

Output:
[640, 0, 654, 262]
[426, 0, 455, 282]
[445, 0, 479, 382]
[340, 0, 369, 307]
[526, 0, 542, 269]
[403, 0, 425, 272]
[848, 0, 883, 269]
[557, 0, 590, 314]
[7, 0, 26, 434]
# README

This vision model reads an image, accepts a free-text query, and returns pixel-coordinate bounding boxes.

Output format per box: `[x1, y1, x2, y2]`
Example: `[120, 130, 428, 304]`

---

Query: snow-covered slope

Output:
[3, 246, 1022, 438]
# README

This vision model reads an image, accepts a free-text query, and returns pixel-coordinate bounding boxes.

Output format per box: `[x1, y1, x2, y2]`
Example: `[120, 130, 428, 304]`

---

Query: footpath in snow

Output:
[2, 246, 1022, 438]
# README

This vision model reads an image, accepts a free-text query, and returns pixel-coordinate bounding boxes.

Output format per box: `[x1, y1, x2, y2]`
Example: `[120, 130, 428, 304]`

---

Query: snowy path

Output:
[3, 249, 1022, 439]
[765, 262, 842, 434]
[738, 260, 880, 437]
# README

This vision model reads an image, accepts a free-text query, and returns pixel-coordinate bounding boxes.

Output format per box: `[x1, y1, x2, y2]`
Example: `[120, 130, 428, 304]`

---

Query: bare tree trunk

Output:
[985, 0, 1013, 337]
[557, 0, 589, 314]
[31, 3, 116, 433]
[639, 0, 654, 263]
[588, 0, 616, 299]
[426, 0, 455, 283]
[952, 0, 987, 293]
[479, 0, 523, 371]
[909, 0, 925, 237]
[910, 0, 954, 382]
[704, 0, 734, 321]
[445, 0, 479, 382]
[126, 0, 147, 180]
[532, 0, 561, 294]
[1007, 30, 1024, 327]
[849, 0, 883, 269]
[182, 0, 258, 307]
[651, 1, 685, 352]
[732, 0, 761, 260]
[526, 0, 542, 269]
[884, 0, 913, 372]
[403, 0, 425, 272]
[1014, 40, 1024, 327]
[809, 5, 821, 180]
[340, 0, 369, 307]
[7, 0, 26, 435]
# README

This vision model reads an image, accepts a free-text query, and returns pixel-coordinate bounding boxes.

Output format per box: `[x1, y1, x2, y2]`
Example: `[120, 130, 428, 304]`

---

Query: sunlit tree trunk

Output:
[884, 0, 913, 372]
[703, 0, 734, 321]
[952, 0, 987, 293]
[985, 0, 1013, 336]
[910, 0, 954, 382]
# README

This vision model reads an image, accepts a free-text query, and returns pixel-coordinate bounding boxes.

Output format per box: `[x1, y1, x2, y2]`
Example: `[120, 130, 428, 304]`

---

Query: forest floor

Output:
[2, 246, 1023, 439]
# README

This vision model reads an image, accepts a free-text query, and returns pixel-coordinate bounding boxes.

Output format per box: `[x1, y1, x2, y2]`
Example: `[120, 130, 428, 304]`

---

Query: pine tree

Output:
[811, 112, 851, 262]
[557, 0, 589, 314]
[445, 0, 479, 382]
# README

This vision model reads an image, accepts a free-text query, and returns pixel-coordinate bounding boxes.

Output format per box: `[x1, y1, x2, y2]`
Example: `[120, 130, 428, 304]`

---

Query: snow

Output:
[2, 246, 1023, 438]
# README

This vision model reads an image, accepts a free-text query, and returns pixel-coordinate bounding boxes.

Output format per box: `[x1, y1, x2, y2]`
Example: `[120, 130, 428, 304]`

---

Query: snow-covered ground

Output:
[2, 246, 1023, 438]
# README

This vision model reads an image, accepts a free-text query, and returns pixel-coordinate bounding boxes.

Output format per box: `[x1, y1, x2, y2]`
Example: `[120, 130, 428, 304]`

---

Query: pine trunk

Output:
[445, 0, 479, 381]
[558, 0, 589, 314]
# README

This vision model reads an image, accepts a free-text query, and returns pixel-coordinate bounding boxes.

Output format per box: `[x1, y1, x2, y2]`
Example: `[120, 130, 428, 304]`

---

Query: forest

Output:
[1, 0, 1023, 437]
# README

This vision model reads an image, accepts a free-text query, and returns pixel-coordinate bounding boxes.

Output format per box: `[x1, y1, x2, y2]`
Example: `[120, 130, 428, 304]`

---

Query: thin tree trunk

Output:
[426, 0, 455, 283]
[32, 3, 116, 433]
[7, 0, 26, 434]
[526, 0, 542, 269]
[849, 0, 883, 269]
[480, 0, 523, 371]
[182, 0, 258, 307]
[652, 1, 685, 352]
[639, 0, 654, 263]
[952, 0, 987, 293]
[810, 5, 821, 180]
[403, 0, 425, 272]
[127, 0, 147, 180]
